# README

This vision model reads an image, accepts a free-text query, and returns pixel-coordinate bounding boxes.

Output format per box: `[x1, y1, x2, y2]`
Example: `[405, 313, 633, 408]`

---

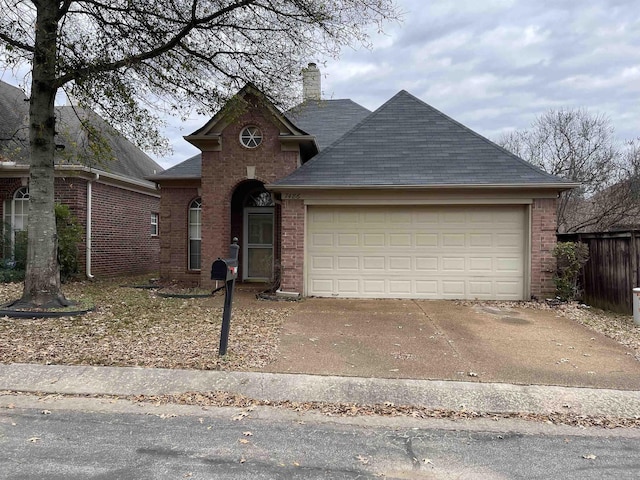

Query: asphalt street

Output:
[1, 395, 639, 480]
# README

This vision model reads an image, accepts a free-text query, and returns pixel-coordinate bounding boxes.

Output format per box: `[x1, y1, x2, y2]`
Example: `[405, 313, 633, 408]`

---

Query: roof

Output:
[148, 153, 201, 180]
[0, 80, 163, 181]
[54, 107, 163, 179]
[0, 81, 29, 160]
[285, 99, 371, 150]
[271, 90, 575, 189]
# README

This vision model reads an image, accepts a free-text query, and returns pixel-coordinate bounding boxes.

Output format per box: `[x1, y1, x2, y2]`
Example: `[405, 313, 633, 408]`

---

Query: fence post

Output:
[632, 231, 639, 289]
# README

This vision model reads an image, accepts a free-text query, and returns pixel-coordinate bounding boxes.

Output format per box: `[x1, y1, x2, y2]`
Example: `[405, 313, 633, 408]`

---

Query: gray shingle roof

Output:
[0, 81, 29, 160]
[55, 107, 164, 179]
[271, 90, 573, 188]
[0, 80, 163, 181]
[285, 99, 371, 150]
[150, 153, 201, 179]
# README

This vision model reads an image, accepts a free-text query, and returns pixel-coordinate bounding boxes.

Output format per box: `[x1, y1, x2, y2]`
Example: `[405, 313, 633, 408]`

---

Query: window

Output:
[151, 212, 159, 236]
[239, 125, 262, 148]
[188, 198, 202, 270]
[3, 186, 29, 261]
[244, 188, 274, 207]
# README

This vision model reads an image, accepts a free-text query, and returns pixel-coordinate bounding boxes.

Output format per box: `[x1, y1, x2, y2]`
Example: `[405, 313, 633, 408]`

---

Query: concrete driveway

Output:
[263, 298, 640, 390]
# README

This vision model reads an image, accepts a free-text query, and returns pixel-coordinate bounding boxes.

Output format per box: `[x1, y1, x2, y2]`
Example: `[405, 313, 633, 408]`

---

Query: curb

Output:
[1, 363, 639, 418]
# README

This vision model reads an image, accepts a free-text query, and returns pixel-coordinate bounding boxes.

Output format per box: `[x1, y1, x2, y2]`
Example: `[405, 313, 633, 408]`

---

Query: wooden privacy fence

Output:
[557, 231, 640, 314]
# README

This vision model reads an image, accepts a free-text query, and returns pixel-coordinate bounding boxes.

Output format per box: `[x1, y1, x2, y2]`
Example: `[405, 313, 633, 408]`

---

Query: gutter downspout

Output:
[86, 173, 98, 279]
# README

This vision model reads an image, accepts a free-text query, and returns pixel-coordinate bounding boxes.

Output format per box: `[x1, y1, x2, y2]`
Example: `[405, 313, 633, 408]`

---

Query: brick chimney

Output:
[302, 62, 321, 101]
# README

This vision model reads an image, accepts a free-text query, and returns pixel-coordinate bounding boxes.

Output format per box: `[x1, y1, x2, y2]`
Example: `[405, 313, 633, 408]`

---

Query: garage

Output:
[306, 205, 527, 300]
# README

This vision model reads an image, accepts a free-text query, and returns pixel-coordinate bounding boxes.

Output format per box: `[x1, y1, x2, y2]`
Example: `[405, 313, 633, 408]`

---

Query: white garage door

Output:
[307, 205, 527, 300]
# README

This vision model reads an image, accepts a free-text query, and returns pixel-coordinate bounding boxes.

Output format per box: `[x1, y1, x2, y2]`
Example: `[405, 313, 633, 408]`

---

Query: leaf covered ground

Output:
[0, 278, 291, 370]
[1, 277, 638, 372]
[457, 299, 640, 362]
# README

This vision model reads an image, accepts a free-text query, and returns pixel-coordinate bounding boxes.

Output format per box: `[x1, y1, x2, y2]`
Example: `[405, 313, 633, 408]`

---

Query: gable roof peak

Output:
[271, 88, 576, 189]
[185, 83, 309, 143]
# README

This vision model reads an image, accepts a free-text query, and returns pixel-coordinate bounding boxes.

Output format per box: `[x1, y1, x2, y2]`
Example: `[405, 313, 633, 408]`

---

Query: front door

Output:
[243, 207, 274, 281]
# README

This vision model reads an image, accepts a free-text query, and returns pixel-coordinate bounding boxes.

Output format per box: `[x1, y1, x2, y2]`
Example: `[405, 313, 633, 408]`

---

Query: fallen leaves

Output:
[0, 278, 292, 371]
[128, 390, 640, 429]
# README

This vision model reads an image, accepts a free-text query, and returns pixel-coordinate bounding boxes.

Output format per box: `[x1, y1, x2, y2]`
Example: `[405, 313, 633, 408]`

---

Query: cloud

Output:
[311, 0, 640, 155]
[7, 0, 637, 167]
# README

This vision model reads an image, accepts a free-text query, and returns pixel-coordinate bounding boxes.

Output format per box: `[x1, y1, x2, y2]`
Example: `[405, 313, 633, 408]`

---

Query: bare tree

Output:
[496, 108, 623, 232]
[0, 0, 399, 308]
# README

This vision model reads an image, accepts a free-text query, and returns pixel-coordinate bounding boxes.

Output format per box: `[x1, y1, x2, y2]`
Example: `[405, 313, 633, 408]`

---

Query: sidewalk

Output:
[1, 363, 639, 418]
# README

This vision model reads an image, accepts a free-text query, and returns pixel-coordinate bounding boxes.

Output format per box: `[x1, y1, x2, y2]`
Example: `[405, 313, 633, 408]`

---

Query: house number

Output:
[283, 193, 301, 200]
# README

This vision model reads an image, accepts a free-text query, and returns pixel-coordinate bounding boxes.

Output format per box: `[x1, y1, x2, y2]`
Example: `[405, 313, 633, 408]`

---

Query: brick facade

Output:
[158, 183, 201, 285]
[0, 175, 160, 278]
[88, 181, 160, 277]
[197, 96, 299, 288]
[157, 96, 302, 287]
[530, 197, 558, 298]
[279, 198, 305, 293]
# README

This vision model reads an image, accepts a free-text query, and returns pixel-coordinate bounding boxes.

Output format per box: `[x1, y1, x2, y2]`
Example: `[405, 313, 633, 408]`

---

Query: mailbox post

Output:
[211, 238, 240, 356]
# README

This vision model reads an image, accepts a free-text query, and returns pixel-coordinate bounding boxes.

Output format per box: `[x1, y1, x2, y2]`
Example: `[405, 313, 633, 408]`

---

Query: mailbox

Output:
[211, 237, 240, 357]
[211, 238, 240, 281]
[211, 258, 237, 282]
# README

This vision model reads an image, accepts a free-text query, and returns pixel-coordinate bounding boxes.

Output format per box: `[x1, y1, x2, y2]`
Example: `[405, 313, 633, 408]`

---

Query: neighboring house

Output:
[150, 64, 575, 300]
[0, 80, 163, 277]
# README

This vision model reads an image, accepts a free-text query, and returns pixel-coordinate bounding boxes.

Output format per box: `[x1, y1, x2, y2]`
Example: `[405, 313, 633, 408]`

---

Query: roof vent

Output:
[302, 62, 321, 101]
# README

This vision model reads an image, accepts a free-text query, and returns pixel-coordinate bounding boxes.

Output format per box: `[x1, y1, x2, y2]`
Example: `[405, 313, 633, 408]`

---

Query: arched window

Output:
[188, 198, 202, 270]
[243, 187, 274, 208]
[3, 186, 29, 261]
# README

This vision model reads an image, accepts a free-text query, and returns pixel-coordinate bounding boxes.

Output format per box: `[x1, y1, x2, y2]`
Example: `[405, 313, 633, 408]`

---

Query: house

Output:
[0, 80, 163, 277]
[150, 64, 575, 300]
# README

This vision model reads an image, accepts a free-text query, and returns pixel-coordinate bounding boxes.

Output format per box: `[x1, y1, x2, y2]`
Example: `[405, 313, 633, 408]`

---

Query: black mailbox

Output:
[211, 258, 237, 281]
[211, 238, 239, 281]
[211, 238, 240, 357]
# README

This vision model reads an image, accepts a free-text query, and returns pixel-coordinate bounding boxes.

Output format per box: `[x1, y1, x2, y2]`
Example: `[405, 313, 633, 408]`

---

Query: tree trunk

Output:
[11, 2, 69, 309]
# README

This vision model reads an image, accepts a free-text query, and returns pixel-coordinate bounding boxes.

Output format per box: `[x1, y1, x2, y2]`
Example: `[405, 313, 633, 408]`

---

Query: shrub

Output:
[0, 221, 27, 280]
[553, 241, 589, 301]
[55, 203, 83, 282]
[0, 204, 82, 284]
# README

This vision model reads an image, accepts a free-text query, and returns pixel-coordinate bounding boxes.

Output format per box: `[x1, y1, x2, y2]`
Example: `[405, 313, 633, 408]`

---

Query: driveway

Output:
[263, 298, 640, 390]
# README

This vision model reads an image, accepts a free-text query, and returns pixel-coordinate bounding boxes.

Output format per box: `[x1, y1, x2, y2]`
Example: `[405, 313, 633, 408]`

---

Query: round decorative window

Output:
[239, 126, 262, 148]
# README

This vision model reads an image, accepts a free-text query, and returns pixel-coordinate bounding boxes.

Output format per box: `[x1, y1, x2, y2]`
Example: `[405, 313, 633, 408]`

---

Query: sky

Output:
[158, 0, 640, 170]
[2, 0, 639, 170]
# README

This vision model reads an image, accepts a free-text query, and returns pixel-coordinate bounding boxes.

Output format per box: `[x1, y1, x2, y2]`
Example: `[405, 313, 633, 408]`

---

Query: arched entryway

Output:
[230, 180, 275, 281]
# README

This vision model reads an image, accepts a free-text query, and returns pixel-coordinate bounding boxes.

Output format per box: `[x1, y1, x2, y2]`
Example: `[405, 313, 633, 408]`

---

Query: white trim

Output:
[270, 182, 579, 190]
[150, 212, 159, 237]
[86, 177, 95, 279]
[0, 164, 159, 197]
[304, 198, 536, 206]
[525, 204, 533, 299]
[303, 202, 308, 297]
[188, 198, 202, 271]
